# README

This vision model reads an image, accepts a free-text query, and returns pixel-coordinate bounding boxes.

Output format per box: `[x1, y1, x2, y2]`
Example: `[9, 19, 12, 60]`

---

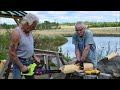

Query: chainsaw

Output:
[21, 60, 61, 76]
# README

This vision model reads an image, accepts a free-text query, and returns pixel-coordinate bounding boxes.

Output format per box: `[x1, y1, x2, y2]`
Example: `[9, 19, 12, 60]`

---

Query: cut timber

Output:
[59, 64, 80, 74]
[60, 63, 93, 74]
[106, 52, 118, 60]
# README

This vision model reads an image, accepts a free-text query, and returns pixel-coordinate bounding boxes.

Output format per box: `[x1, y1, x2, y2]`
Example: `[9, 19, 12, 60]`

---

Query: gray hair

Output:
[75, 21, 86, 29]
[21, 13, 39, 25]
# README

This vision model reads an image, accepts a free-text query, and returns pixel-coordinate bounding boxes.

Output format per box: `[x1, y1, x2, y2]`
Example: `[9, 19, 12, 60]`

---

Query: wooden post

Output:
[59, 53, 66, 65]
[4, 62, 12, 79]
[13, 18, 20, 25]
[44, 55, 49, 79]
[0, 57, 10, 79]
[56, 53, 60, 69]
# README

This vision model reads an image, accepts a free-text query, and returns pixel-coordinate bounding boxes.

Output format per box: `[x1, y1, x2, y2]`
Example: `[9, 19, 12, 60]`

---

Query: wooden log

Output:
[60, 63, 93, 74]
[98, 56, 120, 78]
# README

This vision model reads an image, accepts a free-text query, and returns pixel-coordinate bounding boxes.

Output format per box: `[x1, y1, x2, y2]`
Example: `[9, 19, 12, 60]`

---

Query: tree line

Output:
[61, 22, 120, 28]
[0, 21, 61, 30]
[0, 21, 120, 29]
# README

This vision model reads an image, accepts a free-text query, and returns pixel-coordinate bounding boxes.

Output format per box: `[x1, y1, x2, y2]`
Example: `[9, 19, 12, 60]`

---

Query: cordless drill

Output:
[84, 70, 100, 75]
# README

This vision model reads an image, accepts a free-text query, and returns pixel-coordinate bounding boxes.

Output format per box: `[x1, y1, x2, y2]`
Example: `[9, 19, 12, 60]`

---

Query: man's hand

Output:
[75, 60, 84, 70]
[75, 60, 80, 65]
[20, 65, 29, 72]
[79, 60, 84, 70]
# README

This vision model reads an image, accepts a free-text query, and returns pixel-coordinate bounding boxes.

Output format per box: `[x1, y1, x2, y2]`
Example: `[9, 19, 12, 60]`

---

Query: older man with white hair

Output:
[72, 21, 98, 70]
[9, 13, 40, 79]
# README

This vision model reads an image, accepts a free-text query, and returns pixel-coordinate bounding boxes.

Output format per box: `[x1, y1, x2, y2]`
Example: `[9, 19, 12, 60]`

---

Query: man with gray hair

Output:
[9, 13, 40, 79]
[72, 21, 98, 69]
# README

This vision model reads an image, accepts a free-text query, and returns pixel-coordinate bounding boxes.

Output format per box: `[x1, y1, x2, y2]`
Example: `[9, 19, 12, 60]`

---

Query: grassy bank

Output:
[33, 33, 67, 51]
[32, 26, 120, 37]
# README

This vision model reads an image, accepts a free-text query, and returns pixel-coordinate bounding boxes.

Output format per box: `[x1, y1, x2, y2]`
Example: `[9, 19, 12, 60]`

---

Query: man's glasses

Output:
[75, 27, 84, 31]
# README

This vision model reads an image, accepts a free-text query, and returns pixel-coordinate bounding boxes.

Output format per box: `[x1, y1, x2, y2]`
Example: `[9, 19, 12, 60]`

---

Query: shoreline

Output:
[62, 34, 120, 37]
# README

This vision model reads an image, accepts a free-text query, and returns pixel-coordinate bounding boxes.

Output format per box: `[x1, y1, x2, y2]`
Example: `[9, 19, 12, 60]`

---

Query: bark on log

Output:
[97, 56, 120, 79]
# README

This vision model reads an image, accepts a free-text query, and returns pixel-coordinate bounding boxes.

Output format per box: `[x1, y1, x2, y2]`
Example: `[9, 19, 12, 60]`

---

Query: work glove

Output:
[79, 60, 84, 70]
[75, 60, 84, 70]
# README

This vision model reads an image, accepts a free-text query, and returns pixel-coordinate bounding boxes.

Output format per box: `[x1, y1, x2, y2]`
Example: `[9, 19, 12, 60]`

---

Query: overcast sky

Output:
[0, 11, 120, 24]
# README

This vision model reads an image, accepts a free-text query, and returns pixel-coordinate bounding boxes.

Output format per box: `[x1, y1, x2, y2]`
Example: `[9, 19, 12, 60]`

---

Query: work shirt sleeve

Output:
[85, 30, 95, 46]
[72, 32, 77, 45]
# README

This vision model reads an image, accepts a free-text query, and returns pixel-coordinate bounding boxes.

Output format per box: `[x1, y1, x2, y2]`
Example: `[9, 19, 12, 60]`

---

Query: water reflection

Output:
[59, 37, 120, 59]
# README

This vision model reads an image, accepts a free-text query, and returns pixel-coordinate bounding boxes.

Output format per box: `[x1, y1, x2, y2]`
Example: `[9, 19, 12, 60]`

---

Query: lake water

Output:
[59, 37, 120, 58]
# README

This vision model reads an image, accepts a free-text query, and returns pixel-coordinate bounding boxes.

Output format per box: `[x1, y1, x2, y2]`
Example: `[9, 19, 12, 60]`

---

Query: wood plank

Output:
[0, 14, 22, 19]
[4, 62, 12, 79]
[34, 49, 61, 55]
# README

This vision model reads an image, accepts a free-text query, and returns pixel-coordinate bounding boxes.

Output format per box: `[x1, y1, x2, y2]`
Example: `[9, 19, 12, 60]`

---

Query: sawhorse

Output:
[0, 52, 66, 79]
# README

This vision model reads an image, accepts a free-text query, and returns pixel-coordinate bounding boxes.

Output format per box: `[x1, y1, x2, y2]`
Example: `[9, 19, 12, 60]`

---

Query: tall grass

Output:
[32, 26, 120, 37]
[97, 41, 120, 61]
[33, 33, 67, 51]
[0, 31, 10, 60]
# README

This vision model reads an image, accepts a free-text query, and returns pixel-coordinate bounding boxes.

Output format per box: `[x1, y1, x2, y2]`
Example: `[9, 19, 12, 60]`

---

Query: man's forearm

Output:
[11, 57, 23, 69]
[75, 48, 81, 61]
[81, 47, 89, 61]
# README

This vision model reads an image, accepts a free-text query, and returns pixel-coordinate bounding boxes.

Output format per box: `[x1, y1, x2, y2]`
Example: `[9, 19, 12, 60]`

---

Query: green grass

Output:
[33, 34, 67, 51]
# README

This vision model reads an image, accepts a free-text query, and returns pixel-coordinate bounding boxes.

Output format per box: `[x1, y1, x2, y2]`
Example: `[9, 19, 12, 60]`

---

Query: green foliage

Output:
[0, 23, 17, 29]
[87, 22, 120, 28]
[0, 32, 10, 60]
[33, 34, 68, 51]
[36, 21, 60, 30]
[63, 55, 70, 62]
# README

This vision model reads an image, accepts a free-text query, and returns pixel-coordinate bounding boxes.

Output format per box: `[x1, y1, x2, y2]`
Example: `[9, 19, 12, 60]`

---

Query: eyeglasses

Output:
[75, 27, 84, 31]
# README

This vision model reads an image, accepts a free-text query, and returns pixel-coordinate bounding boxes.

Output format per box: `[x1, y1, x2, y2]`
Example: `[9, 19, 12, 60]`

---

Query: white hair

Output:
[21, 13, 39, 25]
[75, 21, 86, 29]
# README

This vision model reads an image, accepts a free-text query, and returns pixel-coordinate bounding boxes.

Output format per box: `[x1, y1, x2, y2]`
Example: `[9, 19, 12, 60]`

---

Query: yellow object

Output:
[21, 63, 37, 76]
[0, 60, 6, 72]
[59, 63, 94, 74]
[84, 70, 100, 75]
[106, 52, 118, 60]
